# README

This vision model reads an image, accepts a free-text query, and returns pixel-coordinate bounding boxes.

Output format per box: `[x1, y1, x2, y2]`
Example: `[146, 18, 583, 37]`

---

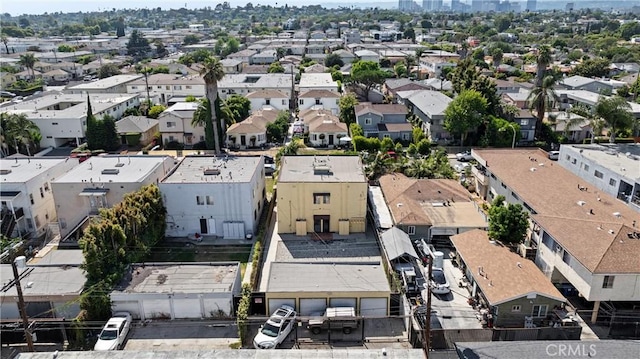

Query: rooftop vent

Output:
[101, 169, 120, 175]
[114, 162, 125, 167]
[612, 212, 621, 218]
[577, 200, 586, 206]
[204, 168, 221, 175]
[0, 169, 11, 175]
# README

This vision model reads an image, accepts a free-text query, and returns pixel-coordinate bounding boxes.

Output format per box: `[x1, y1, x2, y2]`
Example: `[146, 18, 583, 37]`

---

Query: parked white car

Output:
[456, 151, 474, 162]
[430, 268, 451, 295]
[253, 305, 297, 349]
[94, 312, 132, 351]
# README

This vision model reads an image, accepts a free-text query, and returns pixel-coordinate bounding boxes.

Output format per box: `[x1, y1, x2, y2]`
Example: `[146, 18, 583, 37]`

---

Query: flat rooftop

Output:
[54, 155, 171, 184]
[115, 263, 239, 294]
[267, 262, 390, 293]
[278, 156, 366, 183]
[561, 143, 640, 180]
[0, 92, 139, 119]
[28, 249, 84, 267]
[0, 157, 71, 183]
[299, 73, 338, 88]
[67, 74, 142, 90]
[218, 73, 291, 89]
[0, 265, 85, 298]
[162, 156, 261, 184]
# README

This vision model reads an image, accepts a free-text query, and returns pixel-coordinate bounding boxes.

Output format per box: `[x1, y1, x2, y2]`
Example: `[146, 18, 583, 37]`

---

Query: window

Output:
[167, 121, 176, 128]
[602, 275, 615, 289]
[39, 187, 44, 198]
[562, 250, 571, 265]
[34, 215, 40, 228]
[565, 155, 570, 161]
[364, 118, 372, 125]
[501, 182, 507, 189]
[511, 191, 519, 200]
[266, 99, 271, 105]
[532, 305, 548, 317]
[407, 226, 416, 235]
[299, 99, 304, 105]
[186, 85, 192, 89]
[511, 305, 521, 312]
[520, 119, 529, 126]
[315, 98, 321, 105]
[313, 193, 330, 204]
[383, 134, 391, 138]
[166, 86, 170, 90]
[206, 195, 214, 205]
[583, 164, 589, 171]
[29, 194, 34, 205]
[168, 136, 175, 142]
[282, 99, 287, 105]
[196, 196, 204, 205]
[594, 170, 603, 179]
[571, 158, 577, 165]
[609, 178, 616, 186]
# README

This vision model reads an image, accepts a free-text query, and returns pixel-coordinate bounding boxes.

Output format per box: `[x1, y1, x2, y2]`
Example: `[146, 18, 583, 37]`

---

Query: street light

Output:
[499, 123, 517, 149]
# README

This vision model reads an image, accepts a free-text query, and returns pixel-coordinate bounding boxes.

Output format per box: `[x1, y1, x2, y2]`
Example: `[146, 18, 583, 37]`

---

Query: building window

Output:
[315, 98, 321, 105]
[365, 118, 372, 125]
[602, 275, 615, 289]
[501, 182, 507, 189]
[565, 155, 570, 161]
[196, 196, 204, 205]
[299, 99, 304, 105]
[583, 164, 589, 171]
[383, 134, 391, 138]
[571, 158, 577, 164]
[29, 194, 34, 205]
[167, 121, 175, 128]
[532, 305, 548, 317]
[562, 250, 571, 265]
[407, 226, 415, 235]
[40, 187, 44, 198]
[511, 191, 519, 200]
[609, 178, 616, 186]
[206, 195, 214, 205]
[511, 305, 521, 312]
[313, 193, 330, 204]
[34, 215, 40, 228]
[594, 170, 603, 179]
[282, 99, 287, 105]
[186, 85, 192, 89]
[519, 119, 529, 126]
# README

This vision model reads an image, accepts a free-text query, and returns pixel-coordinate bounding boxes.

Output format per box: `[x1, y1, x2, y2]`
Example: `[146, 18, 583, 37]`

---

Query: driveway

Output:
[123, 320, 239, 350]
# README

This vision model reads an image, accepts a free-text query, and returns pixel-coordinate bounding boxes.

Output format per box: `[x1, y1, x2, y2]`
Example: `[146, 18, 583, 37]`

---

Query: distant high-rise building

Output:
[422, 0, 443, 12]
[526, 0, 537, 12]
[471, 0, 483, 12]
[451, 0, 461, 12]
[399, 0, 412, 12]
[566, 2, 575, 12]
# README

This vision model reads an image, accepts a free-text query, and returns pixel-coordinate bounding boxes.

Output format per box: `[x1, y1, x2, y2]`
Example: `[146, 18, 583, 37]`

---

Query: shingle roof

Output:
[226, 109, 280, 134]
[116, 116, 159, 134]
[354, 103, 407, 117]
[473, 149, 640, 274]
[245, 90, 288, 99]
[299, 89, 340, 98]
[451, 230, 566, 306]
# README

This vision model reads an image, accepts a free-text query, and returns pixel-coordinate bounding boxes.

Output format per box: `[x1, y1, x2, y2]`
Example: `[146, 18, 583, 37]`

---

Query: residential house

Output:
[305, 43, 328, 62]
[422, 78, 453, 92]
[514, 110, 537, 143]
[67, 74, 143, 94]
[494, 79, 524, 94]
[396, 90, 451, 143]
[304, 63, 329, 74]
[471, 149, 640, 324]
[558, 144, 640, 212]
[342, 29, 362, 45]
[226, 109, 280, 149]
[157, 102, 202, 147]
[226, 49, 257, 66]
[354, 50, 380, 63]
[115, 116, 159, 146]
[111, 263, 241, 320]
[332, 49, 357, 64]
[245, 90, 289, 113]
[1, 72, 16, 88]
[419, 55, 458, 79]
[559, 75, 613, 94]
[35, 50, 93, 63]
[160, 156, 265, 239]
[547, 112, 592, 143]
[502, 89, 532, 110]
[0, 158, 79, 240]
[298, 109, 348, 147]
[298, 89, 340, 114]
[0, 92, 140, 148]
[52, 155, 175, 241]
[383, 79, 429, 99]
[15, 70, 42, 81]
[220, 58, 243, 74]
[277, 156, 367, 235]
[354, 103, 411, 142]
[379, 226, 419, 267]
[378, 174, 487, 242]
[451, 230, 566, 328]
[126, 73, 205, 105]
[252, 50, 278, 65]
[299, 73, 339, 94]
[218, 73, 292, 100]
[42, 69, 71, 83]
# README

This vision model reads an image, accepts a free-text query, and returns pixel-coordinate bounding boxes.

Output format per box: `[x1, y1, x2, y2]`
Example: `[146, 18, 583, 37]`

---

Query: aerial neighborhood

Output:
[1, 2, 640, 358]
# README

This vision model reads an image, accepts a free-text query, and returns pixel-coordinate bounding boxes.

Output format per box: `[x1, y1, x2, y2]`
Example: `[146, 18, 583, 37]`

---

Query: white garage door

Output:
[142, 299, 171, 320]
[173, 298, 202, 319]
[299, 298, 327, 316]
[268, 298, 296, 315]
[111, 301, 141, 319]
[329, 298, 357, 309]
[360, 298, 388, 317]
[223, 222, 245, 239]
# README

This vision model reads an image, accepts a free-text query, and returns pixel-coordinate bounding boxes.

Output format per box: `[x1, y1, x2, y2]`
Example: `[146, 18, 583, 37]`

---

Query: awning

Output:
[0, 191, 21, 201]
[79, 188, 109, 196]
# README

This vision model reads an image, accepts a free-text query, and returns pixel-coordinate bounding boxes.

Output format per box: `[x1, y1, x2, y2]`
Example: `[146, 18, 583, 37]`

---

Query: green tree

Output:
[1, 36, 9, 54]
[527, 75, 558, 139]
[339, 93, 358, 126]
[85, 96, 101, 151]
[324, 53, 344, 68]
[412, 127, 425, 144]
[18, 53, 36, 80]
[350, 60, 388, 101]
[595, 96, 634, 143]
[222, 95, 251, 124]
[268, 61, 285, 73]
[444, 90, 488, 145]
[183, 34, 200, 45]
[349, 123, 363, 137]
[535, 45, 552, 88]
[403, 27, 415, 43]
[394, 62, 407, 78]
[266, 111, 290, 143]
[100, 114, 120, 151]
[1, 113, 40, 156]
[147, 104, 167, 119]
[127, 29, 151, 61]
[199, 56, 225, 153]
[571, 58, 611, 78]
[57, 44, 75, 52]
[97, 63, 121, 79]
[619, 22, 640, 41]
[488, 195, 529, 245]
[115, 16, 125, 38]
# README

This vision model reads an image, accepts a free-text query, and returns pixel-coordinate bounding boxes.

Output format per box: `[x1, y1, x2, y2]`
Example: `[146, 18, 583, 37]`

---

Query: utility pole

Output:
[11, 259, 35, 352]
[423, 257, 433, 358]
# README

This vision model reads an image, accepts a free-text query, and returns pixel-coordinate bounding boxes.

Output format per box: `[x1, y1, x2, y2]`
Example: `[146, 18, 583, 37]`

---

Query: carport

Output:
[380, 226, 419, 266]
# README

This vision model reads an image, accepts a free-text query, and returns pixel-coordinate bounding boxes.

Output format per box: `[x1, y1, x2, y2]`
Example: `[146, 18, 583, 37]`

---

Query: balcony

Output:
[472, 166, 488, 185]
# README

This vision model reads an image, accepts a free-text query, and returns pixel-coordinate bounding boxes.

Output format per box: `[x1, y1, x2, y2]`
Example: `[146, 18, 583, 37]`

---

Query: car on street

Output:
[430, 268, 451, 295]
[253, 305, 297, 349]
[455, 151, 474, 162]
[94, 312, 132, 351]
[0, 91, 16, 98]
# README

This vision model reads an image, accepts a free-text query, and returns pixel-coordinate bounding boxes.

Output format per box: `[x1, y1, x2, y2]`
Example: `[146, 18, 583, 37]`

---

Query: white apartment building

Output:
[66, 74, 143, 94]
[246, 90, 290, 113]
[160, 156, 266, 239]
[218, 73, 292, 100]
[126, 73, 206, 105]
[298, 90, 340, 115]
[157, 102, 203, 147]
[52, 155, 176, 240]
[0, 158, 79, 240]
[0, 92, 140, 148]
[299, 73, 339, 94]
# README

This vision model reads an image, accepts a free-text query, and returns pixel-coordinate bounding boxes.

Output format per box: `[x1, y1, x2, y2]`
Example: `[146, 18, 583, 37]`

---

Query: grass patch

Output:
[229, 341, 242, 349]
[265, 177, 275, 197]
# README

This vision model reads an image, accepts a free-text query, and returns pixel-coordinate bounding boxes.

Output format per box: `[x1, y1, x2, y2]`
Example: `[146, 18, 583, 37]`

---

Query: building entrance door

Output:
[313, 215, 330, 233]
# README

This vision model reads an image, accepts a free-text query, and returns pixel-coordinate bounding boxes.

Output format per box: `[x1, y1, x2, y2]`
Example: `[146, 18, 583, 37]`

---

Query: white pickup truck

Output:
[308, 307, 359, 334]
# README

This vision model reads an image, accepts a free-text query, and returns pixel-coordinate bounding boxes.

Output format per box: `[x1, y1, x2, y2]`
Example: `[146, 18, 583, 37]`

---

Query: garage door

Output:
[268, 298, 296, 315]
[223, 222, 245, 239]
[112, 301, 141, 319]
[329, 298, 357, 309]
[360, 298, 388, 317]
[299, 298, 327, 316]
[142, 299, 171, 320]
[173, 298, 202, 319]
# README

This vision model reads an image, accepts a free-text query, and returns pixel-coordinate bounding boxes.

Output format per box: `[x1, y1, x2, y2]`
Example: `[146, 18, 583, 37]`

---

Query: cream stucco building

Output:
[276, 156, 367, 235]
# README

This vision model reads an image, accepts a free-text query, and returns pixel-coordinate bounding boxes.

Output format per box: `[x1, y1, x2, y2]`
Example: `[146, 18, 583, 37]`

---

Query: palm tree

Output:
[570, 104, 604, 144]
[535, 45, 552, 88]
[594, 96, 634, 143]
[527, 75, 558, 139]
[199, 57, 225, 154]
[3, 113, 40, 156]
[1, 36, 9, 55]
[19, 53, 36, 80]
[135, 64, 153, 108]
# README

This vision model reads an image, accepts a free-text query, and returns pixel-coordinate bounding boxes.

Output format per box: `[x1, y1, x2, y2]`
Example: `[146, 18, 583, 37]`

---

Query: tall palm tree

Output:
[535, 45, 552, 88]
[19, 53, 36, 80]
[528, 75, 558, 139]
[199, 57, 225, 154]
[3, 113, 40, 156]
[594, 96, 634, 143]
